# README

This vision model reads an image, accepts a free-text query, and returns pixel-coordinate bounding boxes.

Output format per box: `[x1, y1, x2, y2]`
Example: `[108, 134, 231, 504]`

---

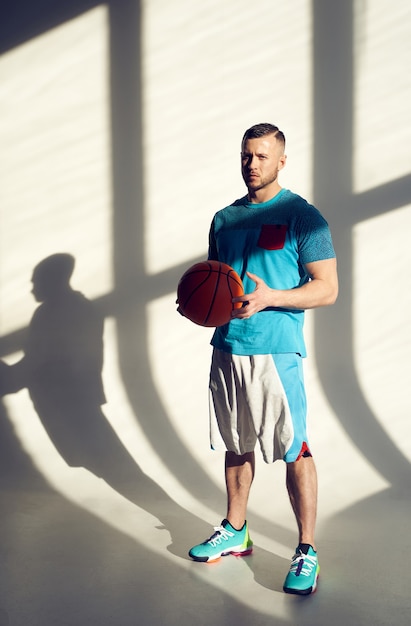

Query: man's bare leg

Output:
[225, 451, 255, 529]
[286, 455, 318, 550]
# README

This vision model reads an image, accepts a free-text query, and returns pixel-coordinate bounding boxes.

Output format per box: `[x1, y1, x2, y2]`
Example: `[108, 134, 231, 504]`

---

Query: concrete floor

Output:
[1, 388, 411, 626]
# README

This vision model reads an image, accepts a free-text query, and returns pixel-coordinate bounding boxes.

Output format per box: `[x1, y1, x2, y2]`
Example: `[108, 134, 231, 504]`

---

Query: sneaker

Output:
[283, 545, 320, 595]
[188, 519, 253, 563]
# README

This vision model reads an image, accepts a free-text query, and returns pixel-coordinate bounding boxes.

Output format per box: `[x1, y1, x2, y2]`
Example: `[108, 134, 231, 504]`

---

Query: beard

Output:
[243, 167, 279, 191]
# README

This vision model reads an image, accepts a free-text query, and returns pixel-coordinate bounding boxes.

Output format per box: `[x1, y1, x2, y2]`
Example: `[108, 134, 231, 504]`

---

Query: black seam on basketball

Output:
[227, 271, 243, 316]
[204, 262, 222, 325]
[226, 272, 236, 302]
[181, 272, 211, 310]
[227, 269, 243, 288]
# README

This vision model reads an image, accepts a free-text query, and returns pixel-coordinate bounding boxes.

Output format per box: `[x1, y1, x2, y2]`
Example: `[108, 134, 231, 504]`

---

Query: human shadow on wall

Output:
[0, 253, 210, 556]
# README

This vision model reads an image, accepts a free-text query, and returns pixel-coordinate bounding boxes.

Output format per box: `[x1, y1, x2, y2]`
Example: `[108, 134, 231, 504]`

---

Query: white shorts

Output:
[208, 348, 309, 464]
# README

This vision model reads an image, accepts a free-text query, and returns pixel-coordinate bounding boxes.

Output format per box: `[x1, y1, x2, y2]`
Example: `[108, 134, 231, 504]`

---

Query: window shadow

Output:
[312, 0, 411, 489]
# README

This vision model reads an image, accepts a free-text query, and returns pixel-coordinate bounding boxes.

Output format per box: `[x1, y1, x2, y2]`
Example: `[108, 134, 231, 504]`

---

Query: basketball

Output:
[177, 260, 244, 327]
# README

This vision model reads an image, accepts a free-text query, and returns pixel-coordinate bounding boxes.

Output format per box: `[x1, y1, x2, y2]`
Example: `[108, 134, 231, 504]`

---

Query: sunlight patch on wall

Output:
[353, 204, 411, 461]
[353, 1, 411, 192]
[146, 294, 221, 474]
[0, 6, 112, 335]
[142, 0, 313, 275]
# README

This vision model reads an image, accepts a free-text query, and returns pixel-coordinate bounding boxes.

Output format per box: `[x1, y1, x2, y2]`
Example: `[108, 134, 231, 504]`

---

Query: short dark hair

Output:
[241, 123, 286, 149]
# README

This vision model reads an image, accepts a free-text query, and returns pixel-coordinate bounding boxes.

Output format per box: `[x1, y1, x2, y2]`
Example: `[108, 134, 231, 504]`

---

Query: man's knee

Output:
[225, 450, 255, 467]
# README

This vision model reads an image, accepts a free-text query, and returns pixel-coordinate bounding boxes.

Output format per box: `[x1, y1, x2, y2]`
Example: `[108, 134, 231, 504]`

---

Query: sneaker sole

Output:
[283, 572, 319, 596]
[189, 546, 253, 563]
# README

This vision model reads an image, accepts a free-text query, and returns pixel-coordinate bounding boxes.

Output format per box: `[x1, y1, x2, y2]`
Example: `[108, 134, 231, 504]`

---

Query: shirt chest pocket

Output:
[257, 224, 288, 250]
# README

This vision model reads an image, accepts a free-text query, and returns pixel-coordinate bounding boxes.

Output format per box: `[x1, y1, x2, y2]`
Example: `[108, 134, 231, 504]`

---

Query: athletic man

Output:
[188, 123, 338, 595]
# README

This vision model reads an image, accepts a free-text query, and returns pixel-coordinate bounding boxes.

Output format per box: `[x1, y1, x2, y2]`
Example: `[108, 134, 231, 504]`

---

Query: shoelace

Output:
[290, 550, 317, 577]
[207, 525, 235, 547]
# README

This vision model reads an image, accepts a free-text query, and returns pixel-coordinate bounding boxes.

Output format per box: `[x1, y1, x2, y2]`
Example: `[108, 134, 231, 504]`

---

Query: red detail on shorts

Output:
[296, 442, 312, 461]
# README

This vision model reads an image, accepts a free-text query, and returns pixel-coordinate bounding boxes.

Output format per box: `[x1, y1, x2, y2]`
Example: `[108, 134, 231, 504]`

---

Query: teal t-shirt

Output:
[209, 188, 336, 357]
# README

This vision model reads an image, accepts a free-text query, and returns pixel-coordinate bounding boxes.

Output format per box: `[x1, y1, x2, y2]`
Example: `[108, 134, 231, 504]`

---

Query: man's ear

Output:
[278, 153, 287, 170]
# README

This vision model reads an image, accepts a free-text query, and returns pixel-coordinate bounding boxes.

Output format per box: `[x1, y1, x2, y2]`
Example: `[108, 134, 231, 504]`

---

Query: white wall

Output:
[1, 1, 410, 619]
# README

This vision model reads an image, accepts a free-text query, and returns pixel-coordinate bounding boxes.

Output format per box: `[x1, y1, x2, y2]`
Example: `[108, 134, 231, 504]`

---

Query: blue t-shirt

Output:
[209, 188, 336, 357]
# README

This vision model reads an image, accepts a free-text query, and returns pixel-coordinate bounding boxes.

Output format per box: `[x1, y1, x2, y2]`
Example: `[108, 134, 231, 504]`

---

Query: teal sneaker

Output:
[283, 545, 320, 595]
[188, 519, 253, 563]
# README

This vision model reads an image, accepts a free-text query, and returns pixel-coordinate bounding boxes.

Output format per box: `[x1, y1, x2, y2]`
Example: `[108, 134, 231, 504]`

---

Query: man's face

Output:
[241, 134, 286, 194]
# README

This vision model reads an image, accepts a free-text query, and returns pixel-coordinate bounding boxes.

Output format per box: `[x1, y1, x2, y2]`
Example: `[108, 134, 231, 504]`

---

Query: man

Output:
[188, 123, 338, 595]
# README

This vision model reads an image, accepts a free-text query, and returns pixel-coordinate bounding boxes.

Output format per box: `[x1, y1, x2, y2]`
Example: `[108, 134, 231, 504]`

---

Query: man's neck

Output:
[247, 183, 283, 204]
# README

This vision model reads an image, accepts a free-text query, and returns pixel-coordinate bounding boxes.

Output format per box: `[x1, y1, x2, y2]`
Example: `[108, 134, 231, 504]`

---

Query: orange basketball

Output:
[177, 260, 244, 327]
